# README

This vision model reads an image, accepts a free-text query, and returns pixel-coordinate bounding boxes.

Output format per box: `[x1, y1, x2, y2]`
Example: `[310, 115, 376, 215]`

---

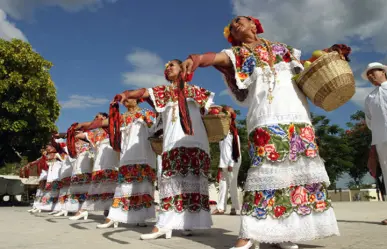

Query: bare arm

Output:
[115, 88, 150, 105]
[181, 52, 232, 76]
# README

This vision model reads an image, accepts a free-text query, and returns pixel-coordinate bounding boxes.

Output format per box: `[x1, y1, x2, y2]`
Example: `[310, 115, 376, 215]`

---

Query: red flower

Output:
[254, 192, 263, 205]
[198, 150, 206, 160]
[181, 154, 190, 164]
[274, 206, 287, 218]
[282, 52, 291, 63]
[268, 151, 280, 161]
[163, 203, 171, 211]
[175, 199, 184, 212]
[191, 157, 200, 169]
[162, 159, 171, 170]
[157, 91, 165, 99]
[187, 147, 198, 157]
[254, 128, 271, 147]
[175, 160, 182, 171]
[191, 193, 201, 204]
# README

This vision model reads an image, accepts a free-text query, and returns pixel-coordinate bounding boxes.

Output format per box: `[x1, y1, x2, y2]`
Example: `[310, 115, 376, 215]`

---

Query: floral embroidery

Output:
[60, 177, 71, 188]
[118, 164, 156, 184]
[75, 139, 91, 154]
[161, 147, 211, 178]
[41, 196, 58, 205]
[70, 173, 92, 185]
[161, 193, 210, 213]
[58, 195, 68, 204]
[92, 128, 108, 144]
[67, 193, 88, 204]
[248, 123, 319, 167]
[86, 193, 114, 201]
[241, 183, 331, 219]
[121, 109, 156, 128]
[151, 84, 212, 109]
[233, 43, 296, 82]
[39, 180, 47, 190]
[45, 180, 61, 191]
[111, 194, 154, 211]
[91, 169, 118, 183]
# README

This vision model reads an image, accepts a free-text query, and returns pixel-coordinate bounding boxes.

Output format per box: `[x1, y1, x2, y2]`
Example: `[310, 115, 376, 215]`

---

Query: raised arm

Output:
[115, 88, 150, 104]
[181, 52, 232, 76]
[76, 119, 109, 131]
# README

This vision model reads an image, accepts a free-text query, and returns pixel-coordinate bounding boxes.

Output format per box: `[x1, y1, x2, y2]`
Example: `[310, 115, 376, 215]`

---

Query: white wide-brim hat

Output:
[361, 62, 387, 80]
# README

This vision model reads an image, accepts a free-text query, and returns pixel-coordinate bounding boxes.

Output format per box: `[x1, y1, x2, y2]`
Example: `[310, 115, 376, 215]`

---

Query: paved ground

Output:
[0, 202, 386, 249]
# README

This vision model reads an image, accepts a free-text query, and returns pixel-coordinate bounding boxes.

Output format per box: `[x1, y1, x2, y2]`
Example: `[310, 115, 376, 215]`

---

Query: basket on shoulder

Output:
[148, 105, 231, 155]
[293, 44, 355, 112]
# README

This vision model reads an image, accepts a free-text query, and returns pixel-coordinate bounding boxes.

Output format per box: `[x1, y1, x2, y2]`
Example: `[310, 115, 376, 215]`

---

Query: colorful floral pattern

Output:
[111, 194, 154, 211]
[91, 169, 118, 183]
[58, 195, 68, 204]
[67, 193, 88, 204]
[161, 147, 211, 178]
[248, 123, 319, 167]
[41, 196, 58, 205]
[233, 43, 296, 82]
[151, 84, 212, 109]
[60, 177, 71, 188]
[121, 109, 156, 128]
[241, 182, 331, 219]
[161, 193, 210, 213]
[92, 128, 108, 145]
[45, 181, 61, 191]
[118, 164, 156, 184]
[39, 180, 47, 190]
[86, 193, 114, 201]
[70, 173, 92, 185]
[75, 138, 91, 154]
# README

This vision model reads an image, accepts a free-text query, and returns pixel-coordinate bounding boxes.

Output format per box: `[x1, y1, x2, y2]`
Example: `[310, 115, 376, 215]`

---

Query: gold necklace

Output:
[242, 38, 277, 104]
[170, 83, 186, 123]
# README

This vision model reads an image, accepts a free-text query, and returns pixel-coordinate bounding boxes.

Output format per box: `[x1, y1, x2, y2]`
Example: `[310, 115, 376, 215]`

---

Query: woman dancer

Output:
[73, 113, 120, 224]
[115, 59, 214, 239]
[179, 16, 341, 249]
[40, 145, 64, 213]
[28, 152, 47, 213]
[65, 126, 95, 220]
[97, 99, 157, 228]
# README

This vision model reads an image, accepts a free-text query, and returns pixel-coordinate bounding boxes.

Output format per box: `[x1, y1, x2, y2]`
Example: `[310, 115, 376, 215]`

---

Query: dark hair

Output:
[98, 112, 109, 118]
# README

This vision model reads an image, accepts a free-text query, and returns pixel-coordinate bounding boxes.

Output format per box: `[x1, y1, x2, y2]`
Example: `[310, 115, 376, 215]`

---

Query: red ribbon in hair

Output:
[66, 123, 79, 158]
[230, 112, 240, 162]
[109, 96, 122, 152]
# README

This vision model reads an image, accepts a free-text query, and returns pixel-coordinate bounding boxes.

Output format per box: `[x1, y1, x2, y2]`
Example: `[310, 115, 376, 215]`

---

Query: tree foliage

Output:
[311, 113, 353, 187]
[345, 110, 372, 185]
[0, 39, 60, 166]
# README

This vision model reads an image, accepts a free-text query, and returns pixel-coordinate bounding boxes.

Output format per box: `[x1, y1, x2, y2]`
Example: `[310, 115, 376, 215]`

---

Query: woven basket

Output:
[203, 114, 231, 143]
[296, 52, 355, 111]
[148, 137, 163, 155]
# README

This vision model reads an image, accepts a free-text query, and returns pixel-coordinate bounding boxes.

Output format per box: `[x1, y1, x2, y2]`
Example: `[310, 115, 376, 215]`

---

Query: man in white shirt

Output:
[363, 62, 387, 225]
[212, 107, 241, 215]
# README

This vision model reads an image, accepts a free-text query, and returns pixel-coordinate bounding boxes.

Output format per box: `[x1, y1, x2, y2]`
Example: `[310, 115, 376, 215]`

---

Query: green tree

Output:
[311, 113, 353, 188]
[0, 39, 60, 167]
[345, 110, 372, 185]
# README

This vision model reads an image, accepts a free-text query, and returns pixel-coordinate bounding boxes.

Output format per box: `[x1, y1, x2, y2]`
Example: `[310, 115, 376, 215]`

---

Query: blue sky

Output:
[1, 0, 386, 187]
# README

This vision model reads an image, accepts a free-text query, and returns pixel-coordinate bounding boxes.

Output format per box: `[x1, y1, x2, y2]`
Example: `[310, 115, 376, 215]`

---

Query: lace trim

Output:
[244, 156, 330, 191]
[159, 175, 209, 199]
[238, 208, 340, 243]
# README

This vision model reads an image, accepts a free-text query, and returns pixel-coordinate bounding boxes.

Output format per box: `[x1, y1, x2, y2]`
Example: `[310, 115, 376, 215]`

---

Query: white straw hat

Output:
[361, 62, 387, 80]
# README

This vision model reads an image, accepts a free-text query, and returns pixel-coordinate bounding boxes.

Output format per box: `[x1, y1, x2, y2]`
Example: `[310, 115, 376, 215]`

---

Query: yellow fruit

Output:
[292, 74, 300, 81]
[312, 50, 326, 58]
[303, 61, 312, 68]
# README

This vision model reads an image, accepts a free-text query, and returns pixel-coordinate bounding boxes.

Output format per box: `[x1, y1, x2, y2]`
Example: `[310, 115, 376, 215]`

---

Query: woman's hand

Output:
[181, 58, 194, 78]
[111, 93, 124, 105]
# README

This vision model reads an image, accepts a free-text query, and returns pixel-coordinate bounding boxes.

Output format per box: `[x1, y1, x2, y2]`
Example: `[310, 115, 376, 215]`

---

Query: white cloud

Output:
[219, 89, 229, 96]
[0, 0, 118, 20]
[0, 9, 27, 41]
[232, 0, 387, 53]
[122, 49, 167, 88]
[60, 94, 109, 109]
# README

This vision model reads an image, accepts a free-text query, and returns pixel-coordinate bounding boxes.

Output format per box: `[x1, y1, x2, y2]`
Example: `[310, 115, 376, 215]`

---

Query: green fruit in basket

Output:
[312, 50, 326, 58]
[292, 74, 300, 81]
[303, 61, 312, 68]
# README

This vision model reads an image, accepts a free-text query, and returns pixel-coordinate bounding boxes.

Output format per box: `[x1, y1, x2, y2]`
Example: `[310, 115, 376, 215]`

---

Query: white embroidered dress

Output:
[83, 128, 119, 211]
[221, 43, 339, 243]
[107, 109, 157, 224]
[40, 153, 63, 211]
[33, 157, 47, 209]
[148, 84, 214, 230]
[57, 147, 76, 211]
